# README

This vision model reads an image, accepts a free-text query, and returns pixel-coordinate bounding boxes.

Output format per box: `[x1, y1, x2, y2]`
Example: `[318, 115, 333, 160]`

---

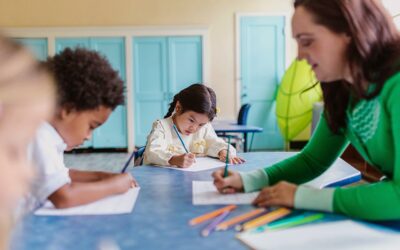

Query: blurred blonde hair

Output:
[0, 34, 55, 250]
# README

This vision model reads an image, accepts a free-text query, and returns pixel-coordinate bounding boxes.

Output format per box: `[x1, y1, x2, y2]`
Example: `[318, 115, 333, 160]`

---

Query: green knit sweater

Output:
[240, 72, 400, 220]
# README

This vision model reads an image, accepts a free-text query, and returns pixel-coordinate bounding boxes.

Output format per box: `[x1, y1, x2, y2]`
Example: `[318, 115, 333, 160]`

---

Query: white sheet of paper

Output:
[192, 181, 259, 205]
[34, 187, 140, 216]
[160, 157, 227, 172]
[236, 220, 400, 250]
[304, 159, 360, 188]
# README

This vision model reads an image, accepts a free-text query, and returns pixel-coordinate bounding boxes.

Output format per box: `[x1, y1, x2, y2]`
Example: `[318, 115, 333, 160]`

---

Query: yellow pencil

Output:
[189, 205, 237, 226]
[237, 208, 291, 231]
[216, 208, 267, 231]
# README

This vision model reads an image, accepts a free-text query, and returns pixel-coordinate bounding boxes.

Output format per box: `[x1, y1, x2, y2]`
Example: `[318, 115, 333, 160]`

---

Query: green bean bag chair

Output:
[276, 60, 322, 141]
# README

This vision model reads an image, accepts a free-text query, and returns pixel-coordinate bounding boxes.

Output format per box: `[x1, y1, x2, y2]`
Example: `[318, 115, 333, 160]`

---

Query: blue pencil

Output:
[173, 124, 189, 153]
[201, 210, 231, 237]
[223, 136, 231, 177]
[121, 151, 135, 173]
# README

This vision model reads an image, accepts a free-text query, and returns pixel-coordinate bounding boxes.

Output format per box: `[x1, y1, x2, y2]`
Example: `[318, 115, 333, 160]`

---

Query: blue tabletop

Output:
[212, 121, 263, 133]
[10, 152, 395, 250]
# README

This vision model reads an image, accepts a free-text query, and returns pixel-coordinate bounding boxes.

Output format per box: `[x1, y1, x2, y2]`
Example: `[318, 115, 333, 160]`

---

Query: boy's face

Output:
[55, 105, 112, 150]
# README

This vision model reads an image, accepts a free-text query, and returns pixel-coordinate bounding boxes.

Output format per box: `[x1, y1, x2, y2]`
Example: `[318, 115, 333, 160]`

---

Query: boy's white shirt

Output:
[143, 116, 236, 166]
[24, 122, 70, 213]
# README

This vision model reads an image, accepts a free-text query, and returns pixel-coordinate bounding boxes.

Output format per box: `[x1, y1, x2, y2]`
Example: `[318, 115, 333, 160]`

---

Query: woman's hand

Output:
[168, 153, 196, 168]
[212, 168, 244, 194]
[218, 150, 245, 164]
[252, 181, 297, 207]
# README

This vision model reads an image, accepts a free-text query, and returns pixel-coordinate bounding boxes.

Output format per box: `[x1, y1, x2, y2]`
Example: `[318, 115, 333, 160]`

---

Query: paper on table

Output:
[160, 157, 227, 172]
[34, 187, 140, 216]
[192, 181, 259, 205]
[236, 220, 400, 250]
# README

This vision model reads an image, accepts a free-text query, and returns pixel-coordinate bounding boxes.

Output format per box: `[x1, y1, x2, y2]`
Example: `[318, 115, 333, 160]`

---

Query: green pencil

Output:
[223, 136, 231, 177]
[254, 213, 325, 232]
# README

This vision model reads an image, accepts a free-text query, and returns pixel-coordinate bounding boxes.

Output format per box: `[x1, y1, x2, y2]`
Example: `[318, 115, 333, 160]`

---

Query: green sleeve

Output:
[265, 115, 349, 185]
[333, 80, 400, 220]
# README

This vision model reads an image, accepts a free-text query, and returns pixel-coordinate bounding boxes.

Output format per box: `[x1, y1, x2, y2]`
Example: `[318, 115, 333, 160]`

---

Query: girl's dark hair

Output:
[294, 0, 400, 133]
[45, 48, 124, 112]
[164, 83, 217, 121]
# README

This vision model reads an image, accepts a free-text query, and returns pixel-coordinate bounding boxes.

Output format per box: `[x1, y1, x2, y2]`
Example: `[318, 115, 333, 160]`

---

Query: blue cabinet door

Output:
[133, 36, 203, 146]
[91, 38, 127, 148]
[168, 36, 203, 96]
[55, 37, 127, 148]
[15, 38, 48, 61]
[133, 37, 168, 146]
[240, 16, 285, 150]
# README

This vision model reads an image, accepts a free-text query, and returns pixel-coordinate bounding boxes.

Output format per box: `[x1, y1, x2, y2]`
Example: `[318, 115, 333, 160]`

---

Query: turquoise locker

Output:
[15, 38, 48, 61]
[240, 16, 285, 150]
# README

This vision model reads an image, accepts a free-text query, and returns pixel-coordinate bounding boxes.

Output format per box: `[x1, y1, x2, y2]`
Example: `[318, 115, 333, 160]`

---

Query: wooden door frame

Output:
[3, 26, 210, 151]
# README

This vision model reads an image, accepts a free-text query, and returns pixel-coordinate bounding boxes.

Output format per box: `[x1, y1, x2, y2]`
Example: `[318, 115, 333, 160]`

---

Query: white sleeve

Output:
[29, 133, 71, 206]
[143, 120, 175, 166]
[204, 123, 236, 158]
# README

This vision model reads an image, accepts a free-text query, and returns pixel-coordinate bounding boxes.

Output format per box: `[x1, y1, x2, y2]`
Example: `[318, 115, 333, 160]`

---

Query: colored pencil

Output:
[121, 151, 135, 173]
[256, 213, 325, 232]
[223, 136, 231, 177]
[216, 208, 267, 231]
[189, 205, 237, 226]
[237, 208, 291, 231]
[201, 210, 231, 237]
[173, 124, 189, 153]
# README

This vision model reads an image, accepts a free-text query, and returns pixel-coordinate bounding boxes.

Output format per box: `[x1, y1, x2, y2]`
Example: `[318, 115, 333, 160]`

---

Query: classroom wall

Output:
[0, 0, 297, 120]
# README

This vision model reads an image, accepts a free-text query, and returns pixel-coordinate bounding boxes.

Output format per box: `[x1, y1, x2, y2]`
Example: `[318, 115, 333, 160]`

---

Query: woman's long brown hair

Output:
[294, 0, 400, 133]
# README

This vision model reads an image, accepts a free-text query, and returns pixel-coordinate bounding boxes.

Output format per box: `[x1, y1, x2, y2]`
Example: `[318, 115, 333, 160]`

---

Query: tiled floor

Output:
[64, 152, 133, 173]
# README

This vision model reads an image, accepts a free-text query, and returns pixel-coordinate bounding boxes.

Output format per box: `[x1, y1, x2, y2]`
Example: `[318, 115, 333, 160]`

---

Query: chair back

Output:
[134, 146, 146, 166]
[237, 103, 251, 125]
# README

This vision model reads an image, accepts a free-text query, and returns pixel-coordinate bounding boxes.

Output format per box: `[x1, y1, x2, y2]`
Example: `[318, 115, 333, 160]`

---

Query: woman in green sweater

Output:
[213, 0, 400, 221]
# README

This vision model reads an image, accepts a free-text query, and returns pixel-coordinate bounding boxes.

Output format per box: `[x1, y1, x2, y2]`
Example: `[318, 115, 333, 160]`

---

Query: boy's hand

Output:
[218, 150, 245, 164]
[97, 172, 118, 180]
[112, 173, 138, 193]
[212, 169, 244, 194]
[252, 181, 297, 208]
[169, 153, 196, 168]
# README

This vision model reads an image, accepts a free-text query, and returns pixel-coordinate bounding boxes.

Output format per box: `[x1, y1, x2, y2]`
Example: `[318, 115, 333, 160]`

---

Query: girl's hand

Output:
[212, 169, 244, 194]
[169, 153, 196, 168]
[218, 149, 245, 164]
[252, 181, 297, 208]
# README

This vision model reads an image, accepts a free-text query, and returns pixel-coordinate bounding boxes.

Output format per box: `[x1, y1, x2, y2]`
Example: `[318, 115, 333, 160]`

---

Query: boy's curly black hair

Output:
[45, 48, 124, 111]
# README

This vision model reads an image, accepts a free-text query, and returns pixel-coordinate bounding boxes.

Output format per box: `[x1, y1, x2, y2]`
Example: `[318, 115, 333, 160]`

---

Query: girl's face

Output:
[173, 104, 210, 136]
[292, 6, 352, 83]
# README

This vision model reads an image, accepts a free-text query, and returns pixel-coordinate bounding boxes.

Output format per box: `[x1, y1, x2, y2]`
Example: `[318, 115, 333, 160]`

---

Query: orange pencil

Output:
[237, 208, 291, 231]
[216, 208, 267, 231]
[189, 205, 237, 226]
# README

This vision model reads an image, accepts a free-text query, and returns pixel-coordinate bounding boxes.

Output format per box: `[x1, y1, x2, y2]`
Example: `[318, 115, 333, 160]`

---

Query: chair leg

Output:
[249, 133, 255, 152]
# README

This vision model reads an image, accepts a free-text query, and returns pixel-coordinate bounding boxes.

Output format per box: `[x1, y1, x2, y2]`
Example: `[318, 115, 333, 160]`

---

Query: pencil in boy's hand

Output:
[223, 136, 231, 177]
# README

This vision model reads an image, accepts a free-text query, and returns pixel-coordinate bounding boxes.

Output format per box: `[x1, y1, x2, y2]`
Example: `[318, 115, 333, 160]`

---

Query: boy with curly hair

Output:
[26, 48, 137, 211]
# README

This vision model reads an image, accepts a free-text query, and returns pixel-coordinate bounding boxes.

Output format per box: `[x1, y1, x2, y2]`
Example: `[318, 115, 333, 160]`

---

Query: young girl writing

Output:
[213, 0, 400, 220]
[143, 84, 244, 168]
